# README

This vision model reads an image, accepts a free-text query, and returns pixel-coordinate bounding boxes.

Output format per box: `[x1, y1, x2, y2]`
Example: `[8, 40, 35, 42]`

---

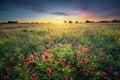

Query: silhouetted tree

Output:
[8, 21, 18, 24]
[69, 21, 73, 23]
[85, 20, 95, 23]
[64, 21, 67, 23]
[75, 21, 78, 23]
[85, 20, 91, 23]
[112, 19, 119, 22]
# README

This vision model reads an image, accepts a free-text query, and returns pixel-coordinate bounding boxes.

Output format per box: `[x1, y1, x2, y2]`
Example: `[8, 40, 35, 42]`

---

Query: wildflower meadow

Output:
[0, 23, 120, 80]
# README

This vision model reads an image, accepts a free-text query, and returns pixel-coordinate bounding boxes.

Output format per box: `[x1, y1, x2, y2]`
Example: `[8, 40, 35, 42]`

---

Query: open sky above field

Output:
[0, 0, 120, 23]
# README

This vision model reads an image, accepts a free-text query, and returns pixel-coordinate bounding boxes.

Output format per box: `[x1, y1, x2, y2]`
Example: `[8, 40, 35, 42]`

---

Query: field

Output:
[0, 23, 120, 80]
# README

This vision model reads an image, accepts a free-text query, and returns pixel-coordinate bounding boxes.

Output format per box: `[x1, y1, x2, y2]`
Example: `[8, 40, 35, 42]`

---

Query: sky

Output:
[0, 0, 120, 23]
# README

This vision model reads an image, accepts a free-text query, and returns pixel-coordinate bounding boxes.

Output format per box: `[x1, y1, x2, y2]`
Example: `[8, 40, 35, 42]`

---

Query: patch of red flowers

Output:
[51, 61, 56, 65]
[6, 68, 12, 73]
[63, 39, 67, 44]
[102, 72, 109, 79]
[24, 58, 31, 65]
[81, 58, 86, 63]
[55, 43, 62, 47]
[62, 76, 72, 80]
[108, 66, 113, 73]
[84, 70, 89, 75]
[18, 54, 24, 59]
[25, 70, 29, 74]
[31, 73, 38, 79]
[43, 55, 50, 61]
[71, 67, 76, 71]
[74, 50, 78, 54]
[37, 51, 42, 58]
[42, 47, 46, 51]
[15, 63, 22, 68]
[82, 64, 88, 69]
[99, 48, 104, 53]
[29, 54, 34, 61]
[80, 45, 88, 54]
[4, 75, 9, 79]
[113, 71, 118, 76]
[91, 71, 97, 76]
[60, 58, 65, 65]
[12, 52, 16, 57]
[46, 67, 52, 76]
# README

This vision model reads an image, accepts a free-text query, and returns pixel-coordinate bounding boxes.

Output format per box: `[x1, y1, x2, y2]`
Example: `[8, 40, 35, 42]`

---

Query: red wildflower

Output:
[33, 52, 37, 55]
[104, 74, 109, 79]
[113, 71, 118, 76]
[45, 44, 49, 47]
[102, 72, 109, 79]
[62, 76, 67, 80]
[74, 50, 78, 54]
[42, 47, 46, 51]
[67, 76, 72, 80]
[91, 71, 97, 76]
[30, 65, 33, 69]
[46, 68, 52, 76]
[6, 68, 12, 73]
[80, 45, 88, 54]
[84, 70, 89, 75]
[63, 39, 67, 44]
[62, 76, 72, 80]
[55, 43, 61, 47]
[80, 46, 83, 50]
[99, 48, 104, 53]
[51, 61, 56, 65]
[43, 55, 50, 61]
[71, 67, 76, 71]
[108, 66, 113, 72]
[29, 54, 34, 61]
[25, 70, 29, 74]
[81, 58, 86, 63]
[77, 55, 80, 58]
[60, 59, 65, 65]
[4, 75, 9, 79]
[15, 63, 22, 68]
[24, 58, 31, 65]
[37, 53, 41, 58]
[37, 51, 42, 58]
[31, 73, 38, 79]
[102, 72, 106, 76]
[18, 54, 24, 59]
[13, 53, 16, 57]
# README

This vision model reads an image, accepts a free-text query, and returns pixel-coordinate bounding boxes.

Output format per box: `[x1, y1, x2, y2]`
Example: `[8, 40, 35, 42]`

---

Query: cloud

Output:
[52, 12, 68, 16]
[13, 0, 48, 13]
[100, 12, 120, 18]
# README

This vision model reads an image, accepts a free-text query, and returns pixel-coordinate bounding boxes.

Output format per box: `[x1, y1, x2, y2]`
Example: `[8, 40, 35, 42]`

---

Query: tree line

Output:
[64, 19, 120, 23]
[0, 19, 120, 24]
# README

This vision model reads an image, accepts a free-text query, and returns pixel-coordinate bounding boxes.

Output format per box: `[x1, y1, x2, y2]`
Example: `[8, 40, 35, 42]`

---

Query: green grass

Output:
[0, 23, 120, 80]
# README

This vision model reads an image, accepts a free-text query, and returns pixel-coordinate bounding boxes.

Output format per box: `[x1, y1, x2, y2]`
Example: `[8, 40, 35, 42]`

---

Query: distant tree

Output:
[75, 21, 78, 23]
[85, 20, 90, 23]
[85, 20, 95, 23]
[64, 21, 67, 23]
[8, 21, 18, 24]
[112, 19, 119, 22]
[69, 21, 73, 23]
